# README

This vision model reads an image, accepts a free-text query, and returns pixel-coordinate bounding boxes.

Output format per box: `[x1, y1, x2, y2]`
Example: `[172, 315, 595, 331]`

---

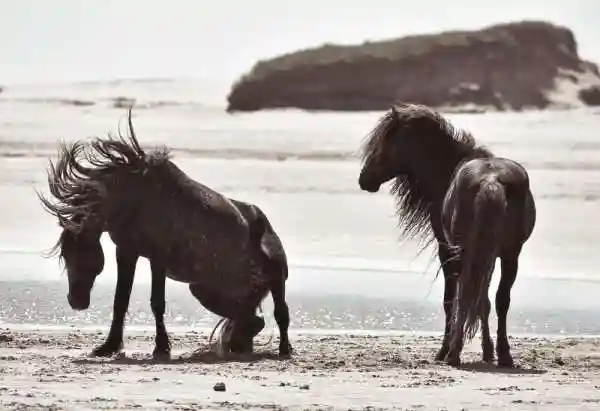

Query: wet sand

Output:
[0, 328, 599, 410]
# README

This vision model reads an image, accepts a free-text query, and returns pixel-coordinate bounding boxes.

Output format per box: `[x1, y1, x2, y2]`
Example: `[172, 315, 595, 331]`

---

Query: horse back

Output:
[444, 157, 536, 247]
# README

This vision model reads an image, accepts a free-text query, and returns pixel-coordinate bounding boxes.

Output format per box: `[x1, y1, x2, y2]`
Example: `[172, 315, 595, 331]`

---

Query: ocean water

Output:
[1, 78, 600, 336]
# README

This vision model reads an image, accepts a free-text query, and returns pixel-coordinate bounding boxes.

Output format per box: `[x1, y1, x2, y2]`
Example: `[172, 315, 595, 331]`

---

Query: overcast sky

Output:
[1, 0, 599, 86]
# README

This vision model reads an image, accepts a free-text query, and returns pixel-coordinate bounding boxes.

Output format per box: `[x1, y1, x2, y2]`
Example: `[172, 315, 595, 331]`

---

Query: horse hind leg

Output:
[248, 204, 291, 357]
[447, 293, 494, 366]
[476, 258, 496, 363]
[188, 283, 264, 354]
[228, 290, 266, 354]
[269, 270, 291, 357]
[257, 244, 292, 357]
[496, 248, 520, 367]
[445, 282, 467, 367]
[480, 292, 494, 363]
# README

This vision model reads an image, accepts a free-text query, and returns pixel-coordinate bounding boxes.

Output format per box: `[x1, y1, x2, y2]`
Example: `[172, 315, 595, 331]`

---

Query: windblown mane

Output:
[360, 102, 493, 247]
[38, 109, 170, 249]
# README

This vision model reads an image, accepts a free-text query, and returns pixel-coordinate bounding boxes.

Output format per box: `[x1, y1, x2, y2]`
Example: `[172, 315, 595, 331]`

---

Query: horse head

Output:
[358, 104, 426, 192]
[38, 108, 152, 310]
[57, 217, 105, 310]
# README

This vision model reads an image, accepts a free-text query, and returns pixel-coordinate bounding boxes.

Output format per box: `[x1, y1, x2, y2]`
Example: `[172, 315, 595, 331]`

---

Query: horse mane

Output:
[38, 108, 170, 247]
[361, 102, 493, 247]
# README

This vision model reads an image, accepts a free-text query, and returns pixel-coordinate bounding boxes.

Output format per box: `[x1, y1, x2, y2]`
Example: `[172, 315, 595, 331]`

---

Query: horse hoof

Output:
[279, 343, 292, 358]
[482, 353, 495, 363]
[497, 356, 514, 368]
[435, 349, 448, 362]
[445, 354, 461, 367]
[152, 350, 171, 362]
[91, 342, 123, 357]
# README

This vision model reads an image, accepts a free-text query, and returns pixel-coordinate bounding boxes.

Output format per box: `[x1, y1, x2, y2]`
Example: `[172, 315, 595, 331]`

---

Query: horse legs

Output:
[435, 245, 458, 362]
[228, 297, 266, 354]
[445, 281, 467, 366]
[268, 270, 292, 357]
[149, 258, 171, 360]
[496, 248, 520, 367]
[92, 247, 138, 357]
[188, 284, 264, 354]
[480, 293, 494, 363]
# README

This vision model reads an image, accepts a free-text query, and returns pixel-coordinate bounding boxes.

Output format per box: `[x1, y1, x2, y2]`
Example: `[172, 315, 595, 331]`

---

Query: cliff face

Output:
[226, 21, 600, 112]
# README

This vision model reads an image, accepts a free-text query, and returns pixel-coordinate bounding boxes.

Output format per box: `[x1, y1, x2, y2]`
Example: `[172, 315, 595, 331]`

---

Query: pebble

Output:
[213, 382, 226, 392]
[0, 334, 13, 343]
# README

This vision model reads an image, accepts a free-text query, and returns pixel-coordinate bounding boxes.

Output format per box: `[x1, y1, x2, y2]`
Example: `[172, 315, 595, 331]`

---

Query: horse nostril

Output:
[359, 174, 380, 193]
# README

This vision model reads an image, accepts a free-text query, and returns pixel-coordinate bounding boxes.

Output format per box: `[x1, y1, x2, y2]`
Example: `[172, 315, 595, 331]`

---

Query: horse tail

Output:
[456, 178, 507, 343]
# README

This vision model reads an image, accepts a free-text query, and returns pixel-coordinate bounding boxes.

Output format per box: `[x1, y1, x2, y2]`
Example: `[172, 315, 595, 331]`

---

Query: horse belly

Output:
[166, 254, 265, 294]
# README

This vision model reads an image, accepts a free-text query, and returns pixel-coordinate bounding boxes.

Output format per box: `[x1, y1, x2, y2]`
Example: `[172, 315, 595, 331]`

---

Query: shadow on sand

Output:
[72, 350, 290, 366]
[455, 360, 546, 375]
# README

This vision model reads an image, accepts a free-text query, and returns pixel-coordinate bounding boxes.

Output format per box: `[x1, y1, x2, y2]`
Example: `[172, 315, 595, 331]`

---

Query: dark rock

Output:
[227, 21, 600, 112]
[112, 97, 136, 109]
[579, 85, 600, 106]
[213, 382, 226, 392]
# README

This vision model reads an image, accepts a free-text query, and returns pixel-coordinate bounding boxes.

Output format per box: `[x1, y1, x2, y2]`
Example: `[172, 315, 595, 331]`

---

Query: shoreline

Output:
[0, 328, 599, 410]
[4, 323, 600, 341]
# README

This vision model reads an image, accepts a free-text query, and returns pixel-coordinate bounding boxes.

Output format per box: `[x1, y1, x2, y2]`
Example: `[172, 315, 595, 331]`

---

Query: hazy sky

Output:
[1, 0, 599, 86]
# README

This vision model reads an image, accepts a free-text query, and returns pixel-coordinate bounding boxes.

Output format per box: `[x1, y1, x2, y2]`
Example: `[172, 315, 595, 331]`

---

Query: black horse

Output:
[38, 109, 292, 359]
[358, 103, 536, 367]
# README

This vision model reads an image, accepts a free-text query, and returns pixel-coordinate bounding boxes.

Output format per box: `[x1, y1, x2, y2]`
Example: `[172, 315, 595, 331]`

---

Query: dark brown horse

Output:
[38, 109, 292, 359]
[358, 103, 536, 367]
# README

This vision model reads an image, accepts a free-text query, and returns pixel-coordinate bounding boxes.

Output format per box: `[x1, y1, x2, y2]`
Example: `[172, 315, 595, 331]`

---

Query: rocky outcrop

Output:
[226, 21, 600, 112]
[579, 86, 600, 106]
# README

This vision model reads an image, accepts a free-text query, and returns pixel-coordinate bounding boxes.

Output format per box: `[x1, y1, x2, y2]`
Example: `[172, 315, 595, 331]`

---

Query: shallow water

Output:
[1, 79, 600, 334]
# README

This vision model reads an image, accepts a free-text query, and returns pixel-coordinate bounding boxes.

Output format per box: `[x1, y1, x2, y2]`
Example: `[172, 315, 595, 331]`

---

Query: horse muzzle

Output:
[67, 293, 90, 311]
[358, 174, 381, 193]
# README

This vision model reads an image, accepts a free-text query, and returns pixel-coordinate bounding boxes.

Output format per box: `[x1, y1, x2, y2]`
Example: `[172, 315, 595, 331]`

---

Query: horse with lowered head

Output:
[358, 103, 536, 367]
[38, 109, 292, 359]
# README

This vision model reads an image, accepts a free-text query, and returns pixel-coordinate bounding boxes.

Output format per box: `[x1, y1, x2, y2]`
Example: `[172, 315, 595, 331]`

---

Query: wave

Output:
[0, 96, 211, 110]
[0, 140, 357, 162]
[3, 142, 600, 174]
[0, 247, 418, 276]
[0, 77, 228, 108]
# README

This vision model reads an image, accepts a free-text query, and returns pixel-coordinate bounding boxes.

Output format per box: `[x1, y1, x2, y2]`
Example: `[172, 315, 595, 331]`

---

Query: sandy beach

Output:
[1, 81, 600, 410]
[0, 328, 598, 410]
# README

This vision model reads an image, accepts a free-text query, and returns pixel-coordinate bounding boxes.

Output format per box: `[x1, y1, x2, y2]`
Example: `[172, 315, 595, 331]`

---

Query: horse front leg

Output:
[92, 247, 137, 357]
[496, 248, 520, 367]
[150, 258, 171, 361]
[435, 244, 458, 362]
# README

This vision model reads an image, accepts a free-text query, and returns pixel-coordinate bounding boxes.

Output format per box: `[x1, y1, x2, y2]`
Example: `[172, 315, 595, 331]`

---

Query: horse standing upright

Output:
[358, 103, 536, 367]
[38, 109, 292, 359]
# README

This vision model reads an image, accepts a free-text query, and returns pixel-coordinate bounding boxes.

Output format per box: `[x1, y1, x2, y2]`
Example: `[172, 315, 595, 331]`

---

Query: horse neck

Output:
[101, 172, 144, 229]
[412, 152, 464, 204]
